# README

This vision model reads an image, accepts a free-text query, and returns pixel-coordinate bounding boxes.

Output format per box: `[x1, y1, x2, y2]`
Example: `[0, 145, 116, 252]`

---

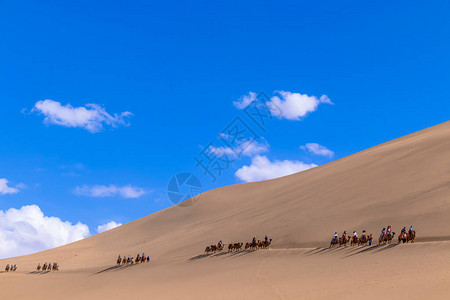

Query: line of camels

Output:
[330, 228, 416, 248]
[36, 262, 59, 271]
[116, 254, 150, 265]
[205, 237, 273, 253]
[4, 264, 17, 272]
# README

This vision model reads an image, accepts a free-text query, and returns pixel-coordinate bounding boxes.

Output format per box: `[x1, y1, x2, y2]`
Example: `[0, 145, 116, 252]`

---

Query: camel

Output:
[12, 265, 17, 271]
[407, 230, 416, 243]
[216, 244, 224, 252]
[37, 264, 41, 271]
[350, 236, 359, 246]
[330, 237, 339, 248]
[379, 232, 396, 245]
[359, 235, 368, 246]
[261, 239, 272, 249]
[398, 232, 407, 244]
[5, 264, 10, 272]
[233, 242, 243, 251]
[249, 241, 258, 250]
[52, 263, 59, 271]
[398, 230, 416, 244]
[339, 236, 350, 247]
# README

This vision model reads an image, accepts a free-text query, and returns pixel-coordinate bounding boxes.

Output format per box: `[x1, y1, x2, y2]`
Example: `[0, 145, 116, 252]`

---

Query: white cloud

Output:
[0, 205, 90, 259]
[301, 143, 334, 158]
[32, 100, 133, 133]
[15, 183, 27, 190]
[235, 155, 317, 182]
[97, 221, 122, 233]
[233, 92, 257, 109]
[208, 140, 269, 158]
[269, 91, 332, 120]
[234, 90, 332, 120]
[0, 179, 20, 195]
[74, 185, 146, 199]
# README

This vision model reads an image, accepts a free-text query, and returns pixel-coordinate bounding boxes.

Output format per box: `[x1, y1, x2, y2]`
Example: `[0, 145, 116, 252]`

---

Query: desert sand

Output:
[1, 121, 449, 300]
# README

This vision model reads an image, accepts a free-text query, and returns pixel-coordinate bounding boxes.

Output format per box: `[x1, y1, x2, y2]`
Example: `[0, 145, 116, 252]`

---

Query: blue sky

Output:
[0, 0, 449, 257]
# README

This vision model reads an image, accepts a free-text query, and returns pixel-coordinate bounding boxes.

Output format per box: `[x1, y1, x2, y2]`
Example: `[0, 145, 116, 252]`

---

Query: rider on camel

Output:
[401, 227, 407, 235]
[409, 225, 415, 234]
[387, 225, 392, 236]
[342, 231, 347, 243]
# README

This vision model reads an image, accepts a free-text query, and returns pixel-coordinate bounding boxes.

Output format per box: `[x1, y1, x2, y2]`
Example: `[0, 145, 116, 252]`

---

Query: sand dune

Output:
[1, 121, 449, 299]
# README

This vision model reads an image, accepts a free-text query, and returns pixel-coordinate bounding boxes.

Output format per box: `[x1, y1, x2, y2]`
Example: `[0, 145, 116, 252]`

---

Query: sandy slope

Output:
[1, 121, 449, 299]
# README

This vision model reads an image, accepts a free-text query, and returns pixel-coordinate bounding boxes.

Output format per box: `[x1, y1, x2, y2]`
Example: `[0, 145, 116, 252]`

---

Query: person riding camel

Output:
[342, 231, 347, 243]
[361, 230, 366, 240]
[218, 240, 223, 247]
[387, 225, 392, 236]
[265, 235, 268, 243]
[401, 227, 407, 235]
[381, 227, 386, 237]
[252, 236, 256, 244]
[352, 231, 358, 242]
[333, 232, 338, 241]
[409, 226, 415, 234]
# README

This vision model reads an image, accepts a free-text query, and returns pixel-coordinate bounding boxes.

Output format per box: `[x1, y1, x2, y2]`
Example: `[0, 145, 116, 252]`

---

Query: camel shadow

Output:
[373, 244, 398, 252]
[92, 263, 140, 276]
[35, 271, 51, 275]
[304, 246, 351, 256]
[189, 254, 211, 261]
[189, 250, 257, 261]
[342, 244, 398, 258]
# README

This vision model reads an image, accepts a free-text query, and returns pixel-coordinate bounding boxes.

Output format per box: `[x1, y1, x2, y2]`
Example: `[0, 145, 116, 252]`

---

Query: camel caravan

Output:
[4, 264, 17, 272]
[205, 236, 272, 254]
[36, 262, 59, 271]
[116, 253, 150, 266]
[329, 225, 416, 248]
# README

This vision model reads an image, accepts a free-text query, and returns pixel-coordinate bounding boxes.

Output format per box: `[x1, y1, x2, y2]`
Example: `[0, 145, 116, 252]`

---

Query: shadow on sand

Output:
[92, 263, 141, 276]
[189, 250, 257, 261]
[304, 243, 399, 258]
[27, 271, 51, 275]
